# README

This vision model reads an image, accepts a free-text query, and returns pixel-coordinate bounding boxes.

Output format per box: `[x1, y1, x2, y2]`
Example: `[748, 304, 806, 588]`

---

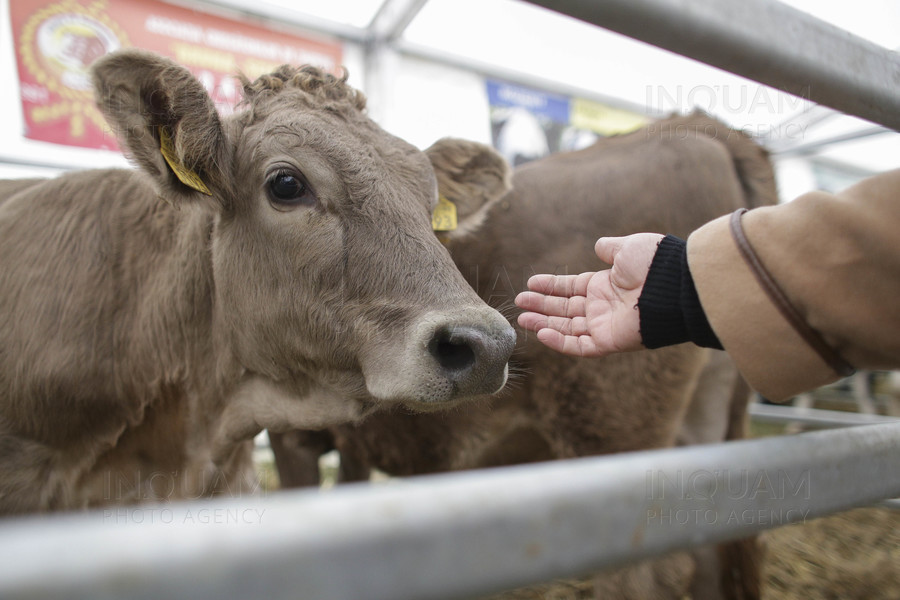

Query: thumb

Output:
[594, 236, 628, 266]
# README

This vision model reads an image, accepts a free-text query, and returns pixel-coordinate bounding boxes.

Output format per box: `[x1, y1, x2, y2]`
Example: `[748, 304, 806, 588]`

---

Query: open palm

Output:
[515, 233, 664, 357]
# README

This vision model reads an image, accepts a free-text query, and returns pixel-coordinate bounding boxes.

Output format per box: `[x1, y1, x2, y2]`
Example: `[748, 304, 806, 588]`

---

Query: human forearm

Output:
[688, 169, 900, 400]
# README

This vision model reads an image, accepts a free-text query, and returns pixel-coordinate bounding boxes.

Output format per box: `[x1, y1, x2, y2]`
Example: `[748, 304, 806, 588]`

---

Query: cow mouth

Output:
[399, 362, 510, 413]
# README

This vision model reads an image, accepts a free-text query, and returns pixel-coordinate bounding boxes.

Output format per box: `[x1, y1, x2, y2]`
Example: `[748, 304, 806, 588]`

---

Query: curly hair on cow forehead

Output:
[237, 64, 367, 114]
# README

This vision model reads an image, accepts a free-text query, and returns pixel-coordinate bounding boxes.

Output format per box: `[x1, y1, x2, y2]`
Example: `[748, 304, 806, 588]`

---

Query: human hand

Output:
[515, 233, 664, 357]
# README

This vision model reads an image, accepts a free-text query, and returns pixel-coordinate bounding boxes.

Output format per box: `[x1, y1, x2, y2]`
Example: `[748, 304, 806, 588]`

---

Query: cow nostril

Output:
[428, 328, 478, 372]
[433, 339, 476, 371]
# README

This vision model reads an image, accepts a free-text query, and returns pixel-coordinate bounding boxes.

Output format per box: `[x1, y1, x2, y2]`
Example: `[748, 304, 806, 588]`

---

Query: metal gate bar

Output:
[522, 0, 900, 131]
[1, 421, 898, 600]
[749, 402, 900, 428]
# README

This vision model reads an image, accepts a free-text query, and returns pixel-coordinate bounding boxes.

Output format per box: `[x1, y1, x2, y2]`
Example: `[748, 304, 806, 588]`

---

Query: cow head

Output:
[91, 49, 515, 413]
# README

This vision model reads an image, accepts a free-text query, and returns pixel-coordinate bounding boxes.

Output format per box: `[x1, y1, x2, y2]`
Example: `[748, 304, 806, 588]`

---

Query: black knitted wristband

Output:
[637, 235, 722, 350]
[638, 235, 687, 348]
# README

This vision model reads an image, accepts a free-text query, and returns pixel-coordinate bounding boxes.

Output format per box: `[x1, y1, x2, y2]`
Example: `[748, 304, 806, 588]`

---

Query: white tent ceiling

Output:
[203, 0, 900, 175]
[1, 0, 896, 182]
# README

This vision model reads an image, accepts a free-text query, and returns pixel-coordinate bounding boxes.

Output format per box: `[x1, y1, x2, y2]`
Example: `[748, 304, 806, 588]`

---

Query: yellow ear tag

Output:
[158, 127, 212, 196]
[432, 195, 458, 231]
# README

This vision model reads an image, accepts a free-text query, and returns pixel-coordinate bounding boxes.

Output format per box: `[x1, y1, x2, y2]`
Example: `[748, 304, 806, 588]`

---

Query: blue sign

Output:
[486, 80, 570, 124]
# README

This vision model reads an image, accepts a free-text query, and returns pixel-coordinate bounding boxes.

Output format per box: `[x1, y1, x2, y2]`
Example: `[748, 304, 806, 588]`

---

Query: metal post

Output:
[0, 422, 898, 600]
[368, 0, 430, 44]
[521, 0, 900, 131]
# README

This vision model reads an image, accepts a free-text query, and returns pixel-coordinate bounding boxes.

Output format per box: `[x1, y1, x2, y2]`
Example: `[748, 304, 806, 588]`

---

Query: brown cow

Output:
[0, 49, 517, 515]
[269, 113, 777, 599]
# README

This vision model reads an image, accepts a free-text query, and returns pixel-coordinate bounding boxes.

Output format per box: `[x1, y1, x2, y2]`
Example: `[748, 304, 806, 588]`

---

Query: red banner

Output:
[9, 0, 344, 150]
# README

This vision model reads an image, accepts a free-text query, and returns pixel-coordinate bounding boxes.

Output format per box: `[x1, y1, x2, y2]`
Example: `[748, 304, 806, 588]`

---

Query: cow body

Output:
[270, 114, 777, 599]
[0, 50, 516, 514]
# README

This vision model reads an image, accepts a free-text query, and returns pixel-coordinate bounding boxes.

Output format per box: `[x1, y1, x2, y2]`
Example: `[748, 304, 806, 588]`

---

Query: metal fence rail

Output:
[749, 402, 900, 428]
[1, 422, 898, 600]
[523, 0, 900, 132]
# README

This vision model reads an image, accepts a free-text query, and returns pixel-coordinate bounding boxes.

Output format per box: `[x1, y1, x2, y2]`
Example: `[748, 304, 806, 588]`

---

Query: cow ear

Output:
[425, 138, 512, 241]
[91, 49, 229, 207]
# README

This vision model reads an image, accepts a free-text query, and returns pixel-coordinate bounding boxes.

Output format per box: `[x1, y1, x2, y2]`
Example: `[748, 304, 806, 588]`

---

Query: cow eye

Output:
[267, 171, 316, 208]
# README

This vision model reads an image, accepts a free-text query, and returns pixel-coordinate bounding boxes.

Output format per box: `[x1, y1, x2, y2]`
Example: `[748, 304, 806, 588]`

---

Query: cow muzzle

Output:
[360, 309, 516, 407]
[427, 324, 513, 396]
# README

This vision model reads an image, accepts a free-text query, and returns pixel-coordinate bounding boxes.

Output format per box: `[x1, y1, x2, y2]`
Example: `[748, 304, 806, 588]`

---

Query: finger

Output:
[543, 314, 590, 337]
[534, 328, 568, 354]
[525, 273, 594, 298]
[535, 329, 603, 358]
[516, 311, 547, 332]
[515, 291, 586, 319]
[594, 236, 628, 266]
[519, 310, 592, 341]
[514, 291, 540, 314]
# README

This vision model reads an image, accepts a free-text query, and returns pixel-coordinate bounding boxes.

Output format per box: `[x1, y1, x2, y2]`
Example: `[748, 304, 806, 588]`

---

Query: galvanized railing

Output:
[749, 402, 900, 428]
[523, 0, 900, 132]
[0, 421, 898, 600]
